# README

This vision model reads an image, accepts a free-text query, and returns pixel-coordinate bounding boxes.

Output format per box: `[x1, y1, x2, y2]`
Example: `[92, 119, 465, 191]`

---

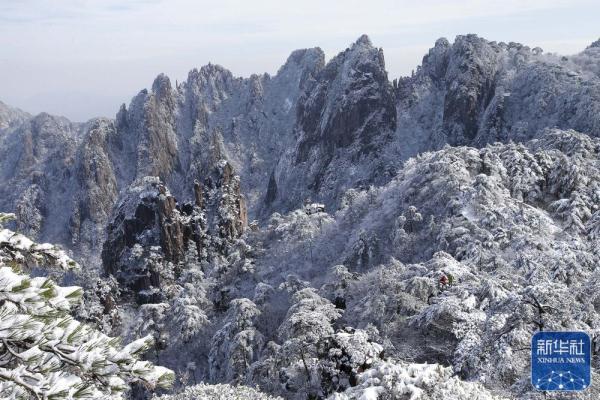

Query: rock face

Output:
[0, 101, 30, 131]
[118, 73, 180, 181]
[295, 35, 395, 161]
[396, 34, 600, 155]
[70, 118, 119, 253]
[441, 35, 502, 144]
[101, 177, 194, 297]
[269, 35, 397, 212]
[0, 113, 83, 242]
[1, 33, 600, 262]
[101, 160, 247, 299]
[588, 38, 600, 49]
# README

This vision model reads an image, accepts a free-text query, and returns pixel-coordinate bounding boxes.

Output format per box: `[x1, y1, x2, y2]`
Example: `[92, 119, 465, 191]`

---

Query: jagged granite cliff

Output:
[102, 161, 247, 301]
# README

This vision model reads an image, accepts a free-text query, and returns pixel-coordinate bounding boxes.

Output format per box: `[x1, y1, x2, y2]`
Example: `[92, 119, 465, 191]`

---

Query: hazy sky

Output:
[1, 0, 599, 121]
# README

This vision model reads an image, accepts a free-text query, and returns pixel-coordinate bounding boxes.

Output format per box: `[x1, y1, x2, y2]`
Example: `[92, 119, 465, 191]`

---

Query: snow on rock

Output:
[2, 33, 600, 253]
[0, 100, 30, 131]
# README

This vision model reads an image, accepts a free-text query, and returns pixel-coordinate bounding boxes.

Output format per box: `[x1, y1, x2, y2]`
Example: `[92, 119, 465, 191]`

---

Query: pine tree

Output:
[208, 298, 263, 383]
[276, 288, 341, 396]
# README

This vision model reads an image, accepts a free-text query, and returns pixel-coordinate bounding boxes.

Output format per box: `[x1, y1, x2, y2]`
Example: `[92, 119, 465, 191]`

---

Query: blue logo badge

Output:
[531, 331, 591, 391]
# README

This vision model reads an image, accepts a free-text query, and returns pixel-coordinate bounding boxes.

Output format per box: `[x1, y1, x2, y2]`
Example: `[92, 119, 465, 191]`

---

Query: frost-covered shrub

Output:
[317, 328, 384, 396]
[154, 382, 282, 400]
[209, 298, 264, 383]
[328, 360, 505, 400]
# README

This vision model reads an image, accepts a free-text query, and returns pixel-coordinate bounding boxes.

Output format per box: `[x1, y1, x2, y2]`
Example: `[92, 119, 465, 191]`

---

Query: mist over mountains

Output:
[1, 34, 599, 399]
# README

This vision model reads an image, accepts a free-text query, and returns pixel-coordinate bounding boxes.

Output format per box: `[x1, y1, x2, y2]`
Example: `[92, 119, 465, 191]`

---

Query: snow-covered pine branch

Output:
[0, 214, 174, 399]
[0, 213, 78, 271]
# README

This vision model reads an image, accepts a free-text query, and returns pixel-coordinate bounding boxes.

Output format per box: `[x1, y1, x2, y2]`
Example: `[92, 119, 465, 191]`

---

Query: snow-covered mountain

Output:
[1, 34, 600, 399]
[0, 100, 30, 131]
[3, 34, 600, 256]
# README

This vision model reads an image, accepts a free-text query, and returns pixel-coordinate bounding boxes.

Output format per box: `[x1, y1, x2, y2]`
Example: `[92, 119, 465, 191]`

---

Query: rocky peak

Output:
[185, 64, 237, 103]
[152, 73, 173, 101]
[281, 48, 325, 72]
[434, 37, 450, 48]
[588, 38, 600, 49]
[441, 35, 504, 144]
[0, 111, 82, 242]
[8, 113, 80, 176]
[419, 37, 451, 82]
[203, 160, 247, 240]
[295, 34, 395, 162]
[398, 33, 600, 157]
[265, 35, 397, 214]
[354, 34, 372, 47]
[276, 47, 325, 91]
[198, 63, 234, 79]
[0, 101, 30, 131]
[101, 177, 201, 300]
[117, 72, 179, 181]
[70, 118, 118, 250]
[102, 161, 247, 301]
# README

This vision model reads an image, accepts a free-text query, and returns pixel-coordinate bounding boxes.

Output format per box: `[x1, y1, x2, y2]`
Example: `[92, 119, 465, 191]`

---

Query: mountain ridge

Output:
[3, 34, 600, 258]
